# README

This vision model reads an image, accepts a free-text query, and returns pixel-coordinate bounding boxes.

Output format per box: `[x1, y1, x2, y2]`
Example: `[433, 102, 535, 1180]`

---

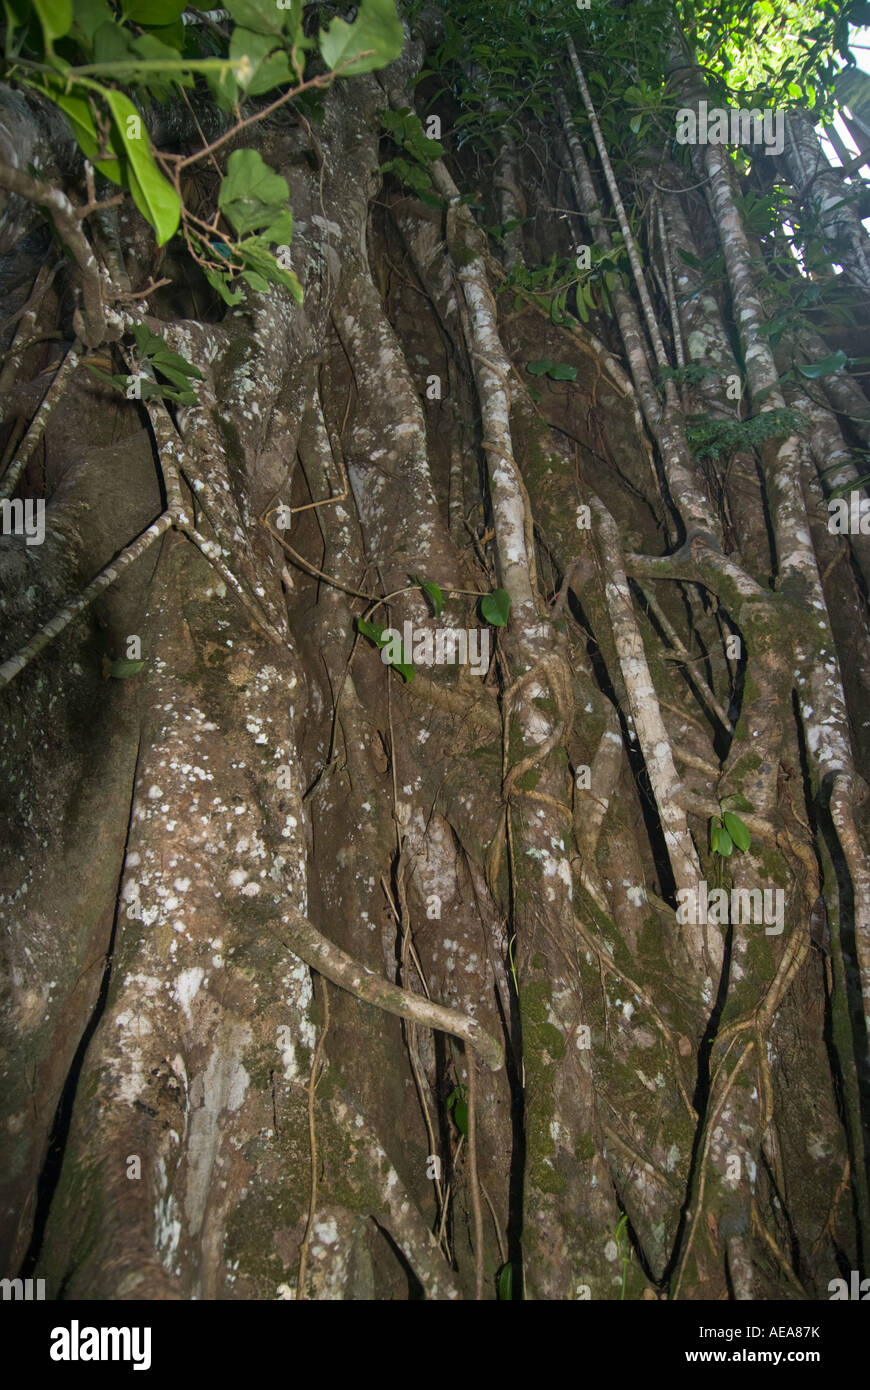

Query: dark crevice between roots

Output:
[661, 916, 734, 1292]
[567, 586, 677, 902]
[20, 732, 144, 1281]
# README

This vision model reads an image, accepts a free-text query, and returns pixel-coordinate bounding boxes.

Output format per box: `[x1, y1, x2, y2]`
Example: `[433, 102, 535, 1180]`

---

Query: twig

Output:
[0, 161, 105, 345]
[0, 340, 81, 499]
[278, 904, 504, 1072]
[0, 511, 174, 690]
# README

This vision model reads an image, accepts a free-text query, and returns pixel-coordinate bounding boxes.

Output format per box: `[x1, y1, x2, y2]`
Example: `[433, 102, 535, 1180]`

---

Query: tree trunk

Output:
[1, 3, 868, 1301]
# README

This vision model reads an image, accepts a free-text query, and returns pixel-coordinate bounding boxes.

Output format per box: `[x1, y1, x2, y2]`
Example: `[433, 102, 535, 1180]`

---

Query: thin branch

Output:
[0, 341, 81, 499]
[278, 904, 504, 1073]
[0, 161, 105, 345]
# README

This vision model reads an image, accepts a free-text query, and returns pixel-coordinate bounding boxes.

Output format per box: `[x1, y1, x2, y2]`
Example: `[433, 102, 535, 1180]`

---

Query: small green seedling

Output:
[710, 809, 751, 858]
[446, 1084, 468, 1136]
[411, 575, 444, 617]
[480, 587, 510, 627]
[355, 617, 414, 682]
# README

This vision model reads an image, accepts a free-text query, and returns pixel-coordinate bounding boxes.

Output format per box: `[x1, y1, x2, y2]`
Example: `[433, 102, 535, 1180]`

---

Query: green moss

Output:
[534, 1162, 567, 1194]
[213, 406, 243, 464]
[575, 1134, 596, 1161]
[452, 242, 478, 268]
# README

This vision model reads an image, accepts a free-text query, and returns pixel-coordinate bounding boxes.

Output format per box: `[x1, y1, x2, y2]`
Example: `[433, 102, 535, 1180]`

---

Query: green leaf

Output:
[225, 0, 286, 37]
[218, 148, 290, 236]
[497, 1262, 513, 1301]
[33, 0, 73, 47]
[121, 0, 184, 21]
[230, 27, 292, 96]
[35, 79, 114, 175]
[128, 33, 195, 99]
[140, 20, 186, 54]
[711, 818, 734, 857]
[241, 269, 269, 292]
[796, 349, 847, 379]
[319, 0, 404, 77]
[413, 575, 443, 617]
[356, 618, 387, 647]
[356, 616, 414, 678]
[480, 588, 510, 627]
[131, 325, 203, 388]
[525, 359, 577, 381]
[390, 658, 415, 683]
[722, 812, 751, 853]
[204, 61, 239, 112]
[104, 657, 145, 679]
[92, 18, 135, 65]
[102, 89, 181, 244]
[235, 236, 304, 303]
[83, 365, 130, 392]
[71, 0, 114, 45]
[201, 263, 243, 305]
[720, 792, 754, 813]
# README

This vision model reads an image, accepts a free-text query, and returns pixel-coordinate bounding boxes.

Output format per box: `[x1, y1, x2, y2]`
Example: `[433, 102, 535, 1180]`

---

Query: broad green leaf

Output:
[413, 575, 443, 617]
[35, 78, 118, 177]
[104, 657, 145, 678]
[357, 618, 387, 646]
[711, 819, 734, 857]
[246, 49, 293, 96]
[202, 263, 243, 305]
[279, 0, 303, 43]
[721, 792, 754, 813]
[390, 657, 415, 683]
[547, 362, 577, 381]
[131, 323, 167, 357]
[102, 89, 181, 244]
[141, 20, 186, 53]
[497, 1262, 513, 1301]
[71, 0, 114, 44]
[225, 0, 286, 36]
[480, 588, 510, 627]
[149, 348, 203, 381]
[93, 18, 134, 64]
[204, 62, 239, 111]
[319, 0, 404, 77]
[722, 812, 751, 853]
[236, 236, 303, 303]
[139, 379, 196, 403]
[219, 149, 290, 236]
[796, 349, 847, 379]
[33, 0, 73, 46]
[121, 0, 184, 21]
[241, 269, 271, 293]
[230, 27, 292, 96]
[526, 359, 555, 376]
[83, 365, 130, 392]
[261, 209, 294, 245]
